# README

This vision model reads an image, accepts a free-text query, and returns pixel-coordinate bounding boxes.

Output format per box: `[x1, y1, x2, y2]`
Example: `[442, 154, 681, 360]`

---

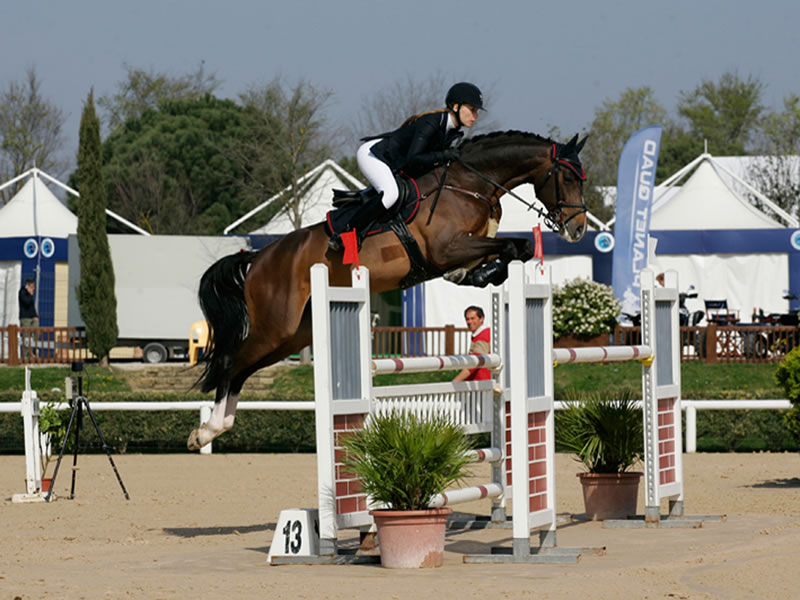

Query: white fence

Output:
[1, 398, 790, 456]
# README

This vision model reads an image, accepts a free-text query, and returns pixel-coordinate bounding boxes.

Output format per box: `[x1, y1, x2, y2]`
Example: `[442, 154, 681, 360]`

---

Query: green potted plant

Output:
[38, 400, 68, 492]
[339, 410, 474, 568]
[552, 278, 621, 346]
[556, 388, 644, 520]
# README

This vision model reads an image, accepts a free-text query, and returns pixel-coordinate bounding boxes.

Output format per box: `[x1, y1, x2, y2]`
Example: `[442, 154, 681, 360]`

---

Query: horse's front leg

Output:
[436, 235, 534, 287]
[187, 383, 240, 450]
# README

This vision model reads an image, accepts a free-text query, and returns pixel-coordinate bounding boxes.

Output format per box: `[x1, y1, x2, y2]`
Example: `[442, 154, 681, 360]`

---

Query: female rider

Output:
[329, 82, 484, 251]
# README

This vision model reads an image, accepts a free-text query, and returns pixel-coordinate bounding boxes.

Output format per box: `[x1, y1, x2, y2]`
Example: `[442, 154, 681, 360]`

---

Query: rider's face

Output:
[457, 104, 479, 128]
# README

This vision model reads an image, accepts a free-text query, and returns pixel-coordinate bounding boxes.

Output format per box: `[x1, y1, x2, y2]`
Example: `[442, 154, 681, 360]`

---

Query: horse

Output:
[187, 130, 588, 450]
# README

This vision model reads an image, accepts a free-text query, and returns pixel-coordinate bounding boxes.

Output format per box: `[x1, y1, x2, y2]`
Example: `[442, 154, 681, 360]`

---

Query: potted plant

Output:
[552, 278, 621, 346]
[339, 410, 474, 568]
[38, 400, 68, 492]
[556, 388, 644, 520]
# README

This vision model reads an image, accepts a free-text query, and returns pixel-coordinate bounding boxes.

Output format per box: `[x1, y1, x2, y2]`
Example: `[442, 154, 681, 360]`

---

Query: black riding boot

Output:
[328, 193, 388, 252]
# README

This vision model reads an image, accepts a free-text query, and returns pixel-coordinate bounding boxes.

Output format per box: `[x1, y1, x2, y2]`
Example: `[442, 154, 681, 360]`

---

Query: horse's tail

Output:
[196, 250, 258, 393]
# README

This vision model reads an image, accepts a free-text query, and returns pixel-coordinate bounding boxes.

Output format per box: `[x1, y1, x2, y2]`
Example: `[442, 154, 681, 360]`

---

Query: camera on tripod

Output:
[65, 361, 85, 403]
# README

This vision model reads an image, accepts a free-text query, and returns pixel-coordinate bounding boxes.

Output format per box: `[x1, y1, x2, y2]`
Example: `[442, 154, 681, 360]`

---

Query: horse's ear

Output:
[566, 133, 579, 149]
[576, 135, 588, 154]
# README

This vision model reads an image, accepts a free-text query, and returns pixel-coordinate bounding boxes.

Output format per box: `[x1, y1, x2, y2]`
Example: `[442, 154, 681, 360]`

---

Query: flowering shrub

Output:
[552, 278, 621, 339]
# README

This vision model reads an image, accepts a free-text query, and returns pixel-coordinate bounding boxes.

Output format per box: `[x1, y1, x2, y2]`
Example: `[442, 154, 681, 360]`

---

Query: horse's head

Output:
[534, 134, 588, 242]
[457, 131, 588, 242]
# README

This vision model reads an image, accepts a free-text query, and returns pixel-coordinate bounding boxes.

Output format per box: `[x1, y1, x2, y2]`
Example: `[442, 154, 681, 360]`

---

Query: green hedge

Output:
[0, 391, 315, 455]
[2, 389, 796, 455]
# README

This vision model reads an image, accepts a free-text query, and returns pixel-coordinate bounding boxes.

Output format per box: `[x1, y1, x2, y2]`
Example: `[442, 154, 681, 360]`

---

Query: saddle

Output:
[324, 174, 445, 288]
[325, 176, 420, 239]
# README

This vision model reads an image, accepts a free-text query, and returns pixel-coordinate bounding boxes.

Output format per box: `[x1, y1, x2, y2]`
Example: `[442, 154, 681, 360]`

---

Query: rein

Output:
[449, 158, 565, 233]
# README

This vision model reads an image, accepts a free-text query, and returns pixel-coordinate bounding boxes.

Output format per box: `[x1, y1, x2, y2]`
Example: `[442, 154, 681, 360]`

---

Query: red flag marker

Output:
[342, 230, 360, 270]
[533, 224, 544, 274]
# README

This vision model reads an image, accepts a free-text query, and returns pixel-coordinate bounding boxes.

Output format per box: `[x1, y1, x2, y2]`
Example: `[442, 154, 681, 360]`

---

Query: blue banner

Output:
[612, 125, 662, 316]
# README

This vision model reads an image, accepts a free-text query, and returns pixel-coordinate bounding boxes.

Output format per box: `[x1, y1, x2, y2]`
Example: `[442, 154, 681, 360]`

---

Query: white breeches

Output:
[357, 139, 399, 209]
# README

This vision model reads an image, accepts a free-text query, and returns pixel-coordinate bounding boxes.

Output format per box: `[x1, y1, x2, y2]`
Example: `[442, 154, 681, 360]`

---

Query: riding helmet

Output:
[446, 82, 484, 110]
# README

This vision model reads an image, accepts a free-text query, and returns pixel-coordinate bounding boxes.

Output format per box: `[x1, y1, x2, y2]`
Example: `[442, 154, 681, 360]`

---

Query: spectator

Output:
[18, 278, 38, 359]
[453, 305, 492, 381]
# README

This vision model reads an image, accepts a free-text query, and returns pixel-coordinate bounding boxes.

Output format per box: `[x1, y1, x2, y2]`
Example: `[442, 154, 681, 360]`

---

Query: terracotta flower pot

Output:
[41, 478, 52, 493]
[578, 472, 642, 520]
[370, 507, 452, 568]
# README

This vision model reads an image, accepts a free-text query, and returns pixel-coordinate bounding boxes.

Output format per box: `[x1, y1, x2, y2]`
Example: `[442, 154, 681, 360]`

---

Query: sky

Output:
[3, 0, 799, 176]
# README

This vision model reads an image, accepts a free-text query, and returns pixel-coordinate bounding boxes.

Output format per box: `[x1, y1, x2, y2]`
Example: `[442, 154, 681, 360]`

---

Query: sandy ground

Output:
[2, 451, 800, 600]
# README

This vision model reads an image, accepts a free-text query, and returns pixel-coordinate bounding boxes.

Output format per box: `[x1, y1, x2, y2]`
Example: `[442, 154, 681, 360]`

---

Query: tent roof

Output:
[0, 172, 77, 238]
[224, 160, 364, 235]
[249, 163, 363, 234]
[650, 158, 785, 229]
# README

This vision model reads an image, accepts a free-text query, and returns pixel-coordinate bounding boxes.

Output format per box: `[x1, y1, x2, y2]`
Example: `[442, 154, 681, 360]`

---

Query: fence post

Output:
[8, 325, 19, 367]
[704, 324, 718, 364]
[685, 403, 697, 453]
[444, 324, 455, 356]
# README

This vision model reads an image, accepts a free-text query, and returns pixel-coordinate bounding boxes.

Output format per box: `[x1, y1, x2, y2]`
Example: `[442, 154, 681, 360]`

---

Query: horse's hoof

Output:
[443, 267, 468, 284]
[187, 428, 206, 451]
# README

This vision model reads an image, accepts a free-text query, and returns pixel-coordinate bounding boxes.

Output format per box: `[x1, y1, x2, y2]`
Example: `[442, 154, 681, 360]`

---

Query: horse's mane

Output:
[459, 131, 555, 165]
[461, 130, 555, 152]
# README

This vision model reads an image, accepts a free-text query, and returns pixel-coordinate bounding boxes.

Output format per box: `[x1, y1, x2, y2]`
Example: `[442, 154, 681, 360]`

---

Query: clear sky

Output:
[3, 0, 798, 172]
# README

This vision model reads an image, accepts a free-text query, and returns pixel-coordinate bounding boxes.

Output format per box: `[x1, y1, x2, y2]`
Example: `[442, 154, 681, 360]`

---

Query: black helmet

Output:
[446, 82, 484, 110]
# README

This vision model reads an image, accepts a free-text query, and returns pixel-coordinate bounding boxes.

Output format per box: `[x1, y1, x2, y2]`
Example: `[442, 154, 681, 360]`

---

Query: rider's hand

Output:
[442, 148, 460, 162]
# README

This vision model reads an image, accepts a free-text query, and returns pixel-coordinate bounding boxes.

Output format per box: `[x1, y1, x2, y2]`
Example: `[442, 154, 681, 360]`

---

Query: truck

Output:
[68, 234, 251, 362]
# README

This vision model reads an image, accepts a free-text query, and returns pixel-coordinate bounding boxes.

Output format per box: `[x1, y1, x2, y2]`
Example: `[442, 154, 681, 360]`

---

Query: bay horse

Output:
[187, 130, 588, 450]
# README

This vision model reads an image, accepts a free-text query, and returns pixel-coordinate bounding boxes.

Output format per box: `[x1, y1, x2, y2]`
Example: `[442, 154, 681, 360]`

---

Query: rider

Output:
[329, 82, 484, 251]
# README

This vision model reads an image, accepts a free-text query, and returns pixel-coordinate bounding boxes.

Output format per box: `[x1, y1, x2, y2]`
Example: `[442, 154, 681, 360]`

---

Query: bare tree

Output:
[99, 62, 221, 132]
[0, 67, 67, 204]
[347, 72, 498, 150]
[230, 78, 337, 231]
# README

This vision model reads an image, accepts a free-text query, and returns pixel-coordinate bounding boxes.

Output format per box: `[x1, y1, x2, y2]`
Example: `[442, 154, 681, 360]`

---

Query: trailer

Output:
[68, 234, 251, 362]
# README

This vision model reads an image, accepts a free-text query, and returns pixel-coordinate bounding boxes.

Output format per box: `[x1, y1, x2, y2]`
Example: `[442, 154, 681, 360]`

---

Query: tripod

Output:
[45, 363, 129, 502]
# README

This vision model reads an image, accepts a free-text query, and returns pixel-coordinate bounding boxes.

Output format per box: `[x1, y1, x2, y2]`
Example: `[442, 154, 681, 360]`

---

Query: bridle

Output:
[425, 144, 587, 233]
[534, 142, 588, 230]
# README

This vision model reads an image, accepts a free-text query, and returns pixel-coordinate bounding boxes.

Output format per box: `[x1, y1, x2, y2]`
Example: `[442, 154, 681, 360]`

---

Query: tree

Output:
[348, 72, 498, 149]
[677, 71, 764, 155]
[229, 78, 336, 232]
[101, 95, 248, 234]
[0, 67, 67, 204]
[572, 87, 668, 222]
[77, 90, 118, 366]
[758, 94, 800, 155]
[98, 62, 220, 132]
[581, 87, 668, 187]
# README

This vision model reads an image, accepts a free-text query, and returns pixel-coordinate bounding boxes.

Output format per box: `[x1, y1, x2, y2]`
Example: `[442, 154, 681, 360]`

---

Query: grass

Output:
[0, 365, 131, 394]
[0, 360, 784, 400]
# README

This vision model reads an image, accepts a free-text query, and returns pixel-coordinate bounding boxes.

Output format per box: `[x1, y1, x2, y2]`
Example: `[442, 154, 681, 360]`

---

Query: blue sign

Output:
[611, 125, 663, 315]
[790, 230, 800, 251]
[594, 232, 615, 253]
[23, 238, 38, 259]
[41, 237, 55, 258]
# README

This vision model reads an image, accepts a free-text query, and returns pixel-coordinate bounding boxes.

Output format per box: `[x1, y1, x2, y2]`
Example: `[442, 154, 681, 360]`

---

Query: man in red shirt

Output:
[453, 305, 492, 381]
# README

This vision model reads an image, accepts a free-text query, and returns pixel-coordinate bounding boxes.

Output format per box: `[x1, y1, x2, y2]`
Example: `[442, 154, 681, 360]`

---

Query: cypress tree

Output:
[77, 90, 118, 365]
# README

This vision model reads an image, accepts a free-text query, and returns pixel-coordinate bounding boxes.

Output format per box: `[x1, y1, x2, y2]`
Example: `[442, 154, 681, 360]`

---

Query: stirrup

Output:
[328, 235, 343, 252]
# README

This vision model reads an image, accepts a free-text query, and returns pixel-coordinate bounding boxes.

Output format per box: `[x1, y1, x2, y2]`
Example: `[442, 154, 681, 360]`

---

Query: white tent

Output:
[0, 172, 78, 238]
[224, 160, 365, 235]
[644, 154, 798, 321]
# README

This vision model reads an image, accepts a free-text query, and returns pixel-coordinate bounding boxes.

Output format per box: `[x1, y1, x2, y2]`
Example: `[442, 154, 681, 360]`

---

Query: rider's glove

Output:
[442, 147, 460, 162]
